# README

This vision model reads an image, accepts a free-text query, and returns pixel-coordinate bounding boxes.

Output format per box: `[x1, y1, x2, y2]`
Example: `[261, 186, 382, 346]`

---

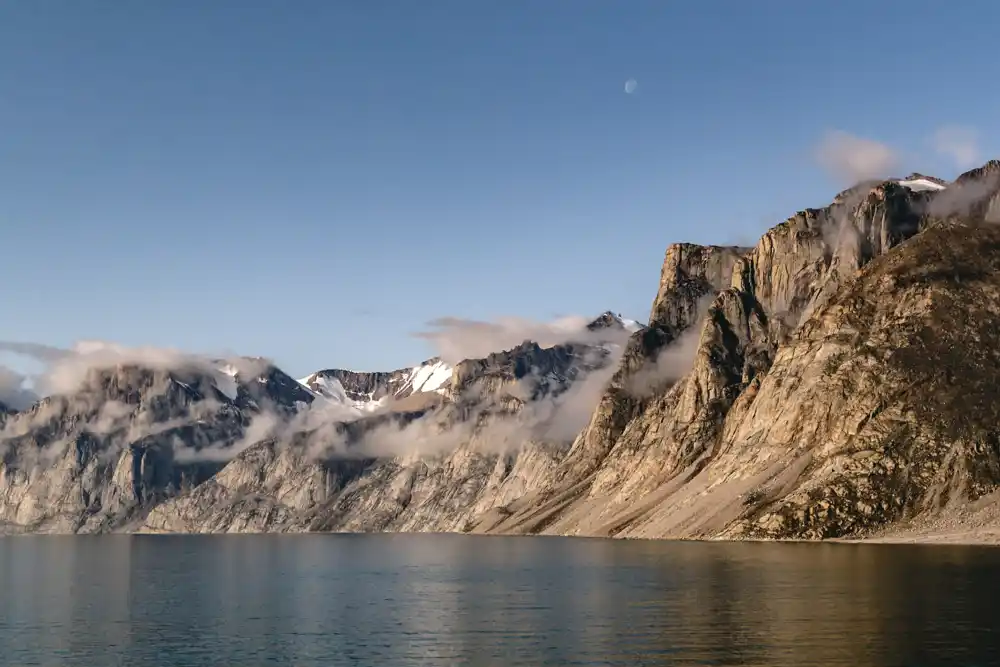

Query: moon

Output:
[624, 78, 638, 94]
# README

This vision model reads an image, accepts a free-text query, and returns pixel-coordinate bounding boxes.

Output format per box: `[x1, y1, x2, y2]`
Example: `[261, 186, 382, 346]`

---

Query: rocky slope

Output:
[5, 164, 1000, 540]
[140, 314, 636, 534]
[0, 314, 634, 534]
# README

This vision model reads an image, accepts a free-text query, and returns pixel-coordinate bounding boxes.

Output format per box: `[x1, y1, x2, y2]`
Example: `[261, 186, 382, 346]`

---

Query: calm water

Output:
[0, 535, 998, 666]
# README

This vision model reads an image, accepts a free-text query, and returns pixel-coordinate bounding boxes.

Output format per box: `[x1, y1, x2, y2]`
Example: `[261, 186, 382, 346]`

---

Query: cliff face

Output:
[474, 173, 998, 540]
[0, 365, 252, 533]
[6, 164, 1000, 540]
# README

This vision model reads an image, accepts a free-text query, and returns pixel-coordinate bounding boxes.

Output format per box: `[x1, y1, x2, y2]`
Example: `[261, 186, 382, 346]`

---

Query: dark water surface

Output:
[0, 535, 998, 666]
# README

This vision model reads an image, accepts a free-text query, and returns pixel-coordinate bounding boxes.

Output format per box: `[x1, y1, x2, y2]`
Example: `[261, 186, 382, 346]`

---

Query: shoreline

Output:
[4, 527, 1000, 545]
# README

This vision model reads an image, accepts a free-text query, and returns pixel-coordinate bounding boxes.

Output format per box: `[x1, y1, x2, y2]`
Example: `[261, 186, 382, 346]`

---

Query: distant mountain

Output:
[0, 311, 635, 533]
[295, 310, 641, 416]
[297, 358, 453, 414]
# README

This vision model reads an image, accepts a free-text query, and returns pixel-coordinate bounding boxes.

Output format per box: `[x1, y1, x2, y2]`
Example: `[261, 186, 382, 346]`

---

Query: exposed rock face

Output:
[0, 363, 303, 532]
[7, 162, 1000, 541]
[551, 243, 749, 484]
[0, 317, 625, 534]
[141, 325, 629, 534]
[648, 243, 749, 330]
[302, 367, 420, 403]
[305, 369, 400, 402]
[470, 168, 1000, 540]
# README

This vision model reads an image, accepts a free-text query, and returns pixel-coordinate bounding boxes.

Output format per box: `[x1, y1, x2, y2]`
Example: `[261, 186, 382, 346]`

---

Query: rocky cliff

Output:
[5, 164, 1000, 541]
[0, 317, 629, 534]
[474, 167, 1000, 541]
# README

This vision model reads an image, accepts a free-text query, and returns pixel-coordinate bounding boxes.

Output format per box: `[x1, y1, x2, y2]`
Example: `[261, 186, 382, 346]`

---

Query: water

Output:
[0, 535, 998, 666]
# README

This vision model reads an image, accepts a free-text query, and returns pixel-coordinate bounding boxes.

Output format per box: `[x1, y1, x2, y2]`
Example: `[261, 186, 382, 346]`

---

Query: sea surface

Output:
[0, 534, 998, 666]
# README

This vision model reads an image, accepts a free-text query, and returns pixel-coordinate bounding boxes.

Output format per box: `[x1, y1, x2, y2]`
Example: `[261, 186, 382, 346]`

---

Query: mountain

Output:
[295, 311, 640, 416]
[0, 314, 632, 534]
[0, 360, 321, 533]
[297, 358, 453, 414]
[476, 166, 1000, 541]
[6, 162, 1000, 540]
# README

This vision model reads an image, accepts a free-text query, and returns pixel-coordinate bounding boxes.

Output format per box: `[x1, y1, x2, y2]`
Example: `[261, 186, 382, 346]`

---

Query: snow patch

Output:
[297, 358, 454, 411]
[213, 363, 240, 400]
[404, 360, 453, 395]
[296, 373, 382, 414]
[218, 364, 239, 377]
[898, 178, 946, 192]
[608, 313, 643, 332]
[214, 372, 239, 401]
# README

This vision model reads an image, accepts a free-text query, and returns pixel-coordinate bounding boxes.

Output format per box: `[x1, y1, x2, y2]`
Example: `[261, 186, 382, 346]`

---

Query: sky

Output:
[1, 1, 998, 379]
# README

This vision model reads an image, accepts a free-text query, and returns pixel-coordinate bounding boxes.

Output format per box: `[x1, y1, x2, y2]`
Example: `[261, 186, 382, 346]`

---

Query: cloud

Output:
[503, 345, 625, 443]
[926, 170, 1000, 220]
[232, 335, 632, 463]
[413, 314, 630, 364]
[0, 342, 71, 364]
[0, 366, 38, 411]
[0, 316, 631, 472]
[0, 338, 273, 398]
[625, 327, 702, 398]
[932, 125, 980, 171]
[0, 337, 286, 465]
[815, 130, 898, 185]
[173, 411, 283, 463]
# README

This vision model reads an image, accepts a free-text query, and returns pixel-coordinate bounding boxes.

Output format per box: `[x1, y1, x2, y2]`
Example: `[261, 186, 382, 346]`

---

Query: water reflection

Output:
[0, 535, 998, 666]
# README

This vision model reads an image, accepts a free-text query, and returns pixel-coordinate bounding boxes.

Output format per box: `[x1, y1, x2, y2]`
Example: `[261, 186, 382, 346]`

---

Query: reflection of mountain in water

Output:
[1, 537, 998, 666]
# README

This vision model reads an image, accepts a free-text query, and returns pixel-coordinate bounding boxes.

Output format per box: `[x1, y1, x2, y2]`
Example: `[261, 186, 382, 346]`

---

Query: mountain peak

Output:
[587, 311, 643, 332]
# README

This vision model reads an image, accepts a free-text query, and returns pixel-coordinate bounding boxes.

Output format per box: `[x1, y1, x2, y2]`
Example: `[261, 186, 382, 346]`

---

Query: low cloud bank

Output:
[0, 313, 644, 468]
[413, 314, 631, 364]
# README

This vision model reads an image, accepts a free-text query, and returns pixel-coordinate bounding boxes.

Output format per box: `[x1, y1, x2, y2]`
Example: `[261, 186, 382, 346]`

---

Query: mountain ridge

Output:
[5, 164, 1000, 542]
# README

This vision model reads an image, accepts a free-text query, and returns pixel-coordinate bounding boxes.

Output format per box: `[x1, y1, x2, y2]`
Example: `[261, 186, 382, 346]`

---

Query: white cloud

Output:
[413, 314, 629, 364]
[815, 130, 898, 185]
[0, 338, 274, 398]
[932, 125, 980, 171]
[0, 366, 38, 410]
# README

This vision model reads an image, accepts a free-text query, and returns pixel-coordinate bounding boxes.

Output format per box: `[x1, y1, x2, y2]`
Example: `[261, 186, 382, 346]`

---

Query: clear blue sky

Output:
[1, 1, 997, 378]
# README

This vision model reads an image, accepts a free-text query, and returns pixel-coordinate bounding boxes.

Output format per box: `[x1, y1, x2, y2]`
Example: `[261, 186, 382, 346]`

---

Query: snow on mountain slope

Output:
[296, 374, 379, 415]
[897, 177, 947, 192]
[296, 311, 639, 413]
[399, 360, 452, 395]
[618, 317, 643, 332]
[297, 358, 454, 414]
[215, 363, 240, 400]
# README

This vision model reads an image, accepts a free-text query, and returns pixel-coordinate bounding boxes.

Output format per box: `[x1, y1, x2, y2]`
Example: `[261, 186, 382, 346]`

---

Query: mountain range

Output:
[3, 162, 1000, 542]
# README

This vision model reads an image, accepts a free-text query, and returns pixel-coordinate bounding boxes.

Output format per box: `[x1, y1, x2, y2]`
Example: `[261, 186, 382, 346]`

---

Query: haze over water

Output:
[0, 535, 996, 666]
